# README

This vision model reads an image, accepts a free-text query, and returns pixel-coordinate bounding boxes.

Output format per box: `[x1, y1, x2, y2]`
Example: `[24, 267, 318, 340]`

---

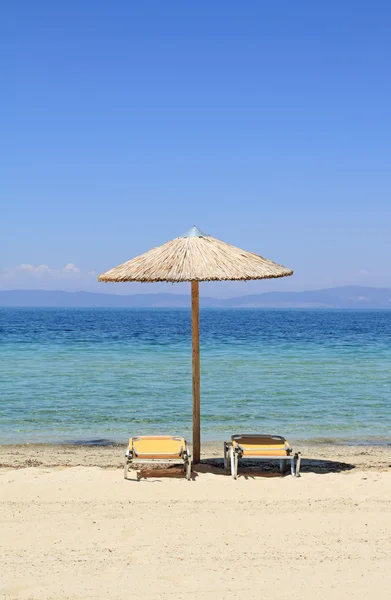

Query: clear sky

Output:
[1, 1, 390, 296]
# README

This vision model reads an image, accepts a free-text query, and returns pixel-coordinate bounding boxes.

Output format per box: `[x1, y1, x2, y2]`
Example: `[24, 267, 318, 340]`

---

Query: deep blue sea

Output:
[0, 308, 390, 445]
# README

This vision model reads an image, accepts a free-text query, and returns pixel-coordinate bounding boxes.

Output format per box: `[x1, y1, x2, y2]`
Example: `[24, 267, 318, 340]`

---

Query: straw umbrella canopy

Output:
[98, 226, 293, 463]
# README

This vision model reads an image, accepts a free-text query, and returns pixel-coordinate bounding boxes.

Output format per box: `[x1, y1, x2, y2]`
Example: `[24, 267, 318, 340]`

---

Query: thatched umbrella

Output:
[98, 226, 293, 463]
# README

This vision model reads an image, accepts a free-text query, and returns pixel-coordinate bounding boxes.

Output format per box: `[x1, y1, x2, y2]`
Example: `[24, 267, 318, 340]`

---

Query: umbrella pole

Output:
[191, 280, 201, 464]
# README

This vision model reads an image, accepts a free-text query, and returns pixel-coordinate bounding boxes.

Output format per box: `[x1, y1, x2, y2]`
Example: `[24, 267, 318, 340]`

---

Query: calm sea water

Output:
[0, 308, 390, 445]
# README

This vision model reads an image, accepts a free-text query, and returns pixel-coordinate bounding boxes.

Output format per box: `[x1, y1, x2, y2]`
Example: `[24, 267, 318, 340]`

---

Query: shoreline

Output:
[1, 434, 391, 446]
[1, 440, 390, 472]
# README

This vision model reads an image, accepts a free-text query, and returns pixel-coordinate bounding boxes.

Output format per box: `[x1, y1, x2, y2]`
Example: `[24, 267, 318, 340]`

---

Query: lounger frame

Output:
[224, 435, 301, 479]
[124, 436, 192, 481]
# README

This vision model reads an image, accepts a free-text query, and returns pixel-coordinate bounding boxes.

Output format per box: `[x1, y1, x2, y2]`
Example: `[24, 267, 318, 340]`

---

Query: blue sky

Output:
[1, 1, 390, 296]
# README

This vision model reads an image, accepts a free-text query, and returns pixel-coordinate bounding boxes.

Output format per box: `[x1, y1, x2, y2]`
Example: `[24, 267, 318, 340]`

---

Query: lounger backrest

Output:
[130, 436, 185, 458]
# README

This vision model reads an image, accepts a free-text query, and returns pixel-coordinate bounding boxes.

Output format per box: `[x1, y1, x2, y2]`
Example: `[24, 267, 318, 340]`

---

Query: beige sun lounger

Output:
[124, 435, 192, 480]
[224, 434, 301, 479]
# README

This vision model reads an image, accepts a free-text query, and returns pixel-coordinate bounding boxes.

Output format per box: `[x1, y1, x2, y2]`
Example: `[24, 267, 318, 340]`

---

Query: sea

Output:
[0, 308, 390, 445]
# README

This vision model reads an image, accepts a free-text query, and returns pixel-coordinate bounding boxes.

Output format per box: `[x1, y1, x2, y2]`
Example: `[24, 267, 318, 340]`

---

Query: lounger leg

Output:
[230, 447, 237, 479]
[279, 459, 284, 473]
[186, 458, 192, 481]
[295, 453, 301, 477]
[290, 457, 295, 477]
[224, 443, 231, 471]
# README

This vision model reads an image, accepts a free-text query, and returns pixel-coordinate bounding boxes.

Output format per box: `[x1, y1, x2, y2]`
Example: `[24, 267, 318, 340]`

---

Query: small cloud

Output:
[87, 270, 97, 277]
[357, 269, 369, 277]
[1, 262, 89, 282]
[64, 263, 80, 273]
[18, 264, 35, 272]
[14, 263, 81, 278]
[18, 264, 50, 274]
[357, 296, 369, 302]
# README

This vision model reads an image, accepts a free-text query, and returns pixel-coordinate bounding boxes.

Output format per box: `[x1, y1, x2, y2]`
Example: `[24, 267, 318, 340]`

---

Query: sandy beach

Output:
[1, 443, 391, 600]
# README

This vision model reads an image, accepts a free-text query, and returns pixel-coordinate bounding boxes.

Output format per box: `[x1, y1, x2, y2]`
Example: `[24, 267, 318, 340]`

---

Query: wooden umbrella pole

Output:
[191, 280, 201, 464]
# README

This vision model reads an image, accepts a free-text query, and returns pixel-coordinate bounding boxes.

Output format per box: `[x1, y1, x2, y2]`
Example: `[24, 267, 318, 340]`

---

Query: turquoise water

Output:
[0, 308, 390, 444]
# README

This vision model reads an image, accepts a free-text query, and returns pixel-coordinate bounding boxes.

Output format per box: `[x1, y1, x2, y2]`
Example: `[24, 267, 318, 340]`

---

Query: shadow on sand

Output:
[128, 456, 355, 481]
[199, 457, 355, 477]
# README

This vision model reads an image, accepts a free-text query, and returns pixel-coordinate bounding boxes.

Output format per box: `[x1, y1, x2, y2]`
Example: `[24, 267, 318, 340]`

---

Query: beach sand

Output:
[1, 442, 391, 600]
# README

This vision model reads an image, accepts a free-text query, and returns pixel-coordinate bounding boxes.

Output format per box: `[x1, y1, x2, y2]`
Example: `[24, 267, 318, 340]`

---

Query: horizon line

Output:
[0, 284, 390, 297]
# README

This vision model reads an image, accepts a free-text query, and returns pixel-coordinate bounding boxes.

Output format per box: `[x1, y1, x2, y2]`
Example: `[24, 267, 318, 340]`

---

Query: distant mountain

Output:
[222, 286, 391, 309]
[0, 290, 197, 308]
[0, 287, 390, 308]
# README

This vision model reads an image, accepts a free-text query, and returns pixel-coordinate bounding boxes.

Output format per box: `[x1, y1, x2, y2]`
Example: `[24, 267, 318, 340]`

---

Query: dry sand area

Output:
[1, 443, 391, 600]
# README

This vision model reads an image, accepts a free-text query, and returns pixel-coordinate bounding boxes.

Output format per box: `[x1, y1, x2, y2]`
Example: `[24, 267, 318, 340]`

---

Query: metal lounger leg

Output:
[230, 447, 237, 479]
[295, 453, 301, 477]
[290, 456, 295, 476]
[223, 442, 228, 470]
[186, 457, 192, 481]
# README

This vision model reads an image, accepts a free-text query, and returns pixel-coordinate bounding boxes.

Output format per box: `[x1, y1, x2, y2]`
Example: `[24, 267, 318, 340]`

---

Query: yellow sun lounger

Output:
[224, 434, 301, 479]
[124, 435, 192, 480]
